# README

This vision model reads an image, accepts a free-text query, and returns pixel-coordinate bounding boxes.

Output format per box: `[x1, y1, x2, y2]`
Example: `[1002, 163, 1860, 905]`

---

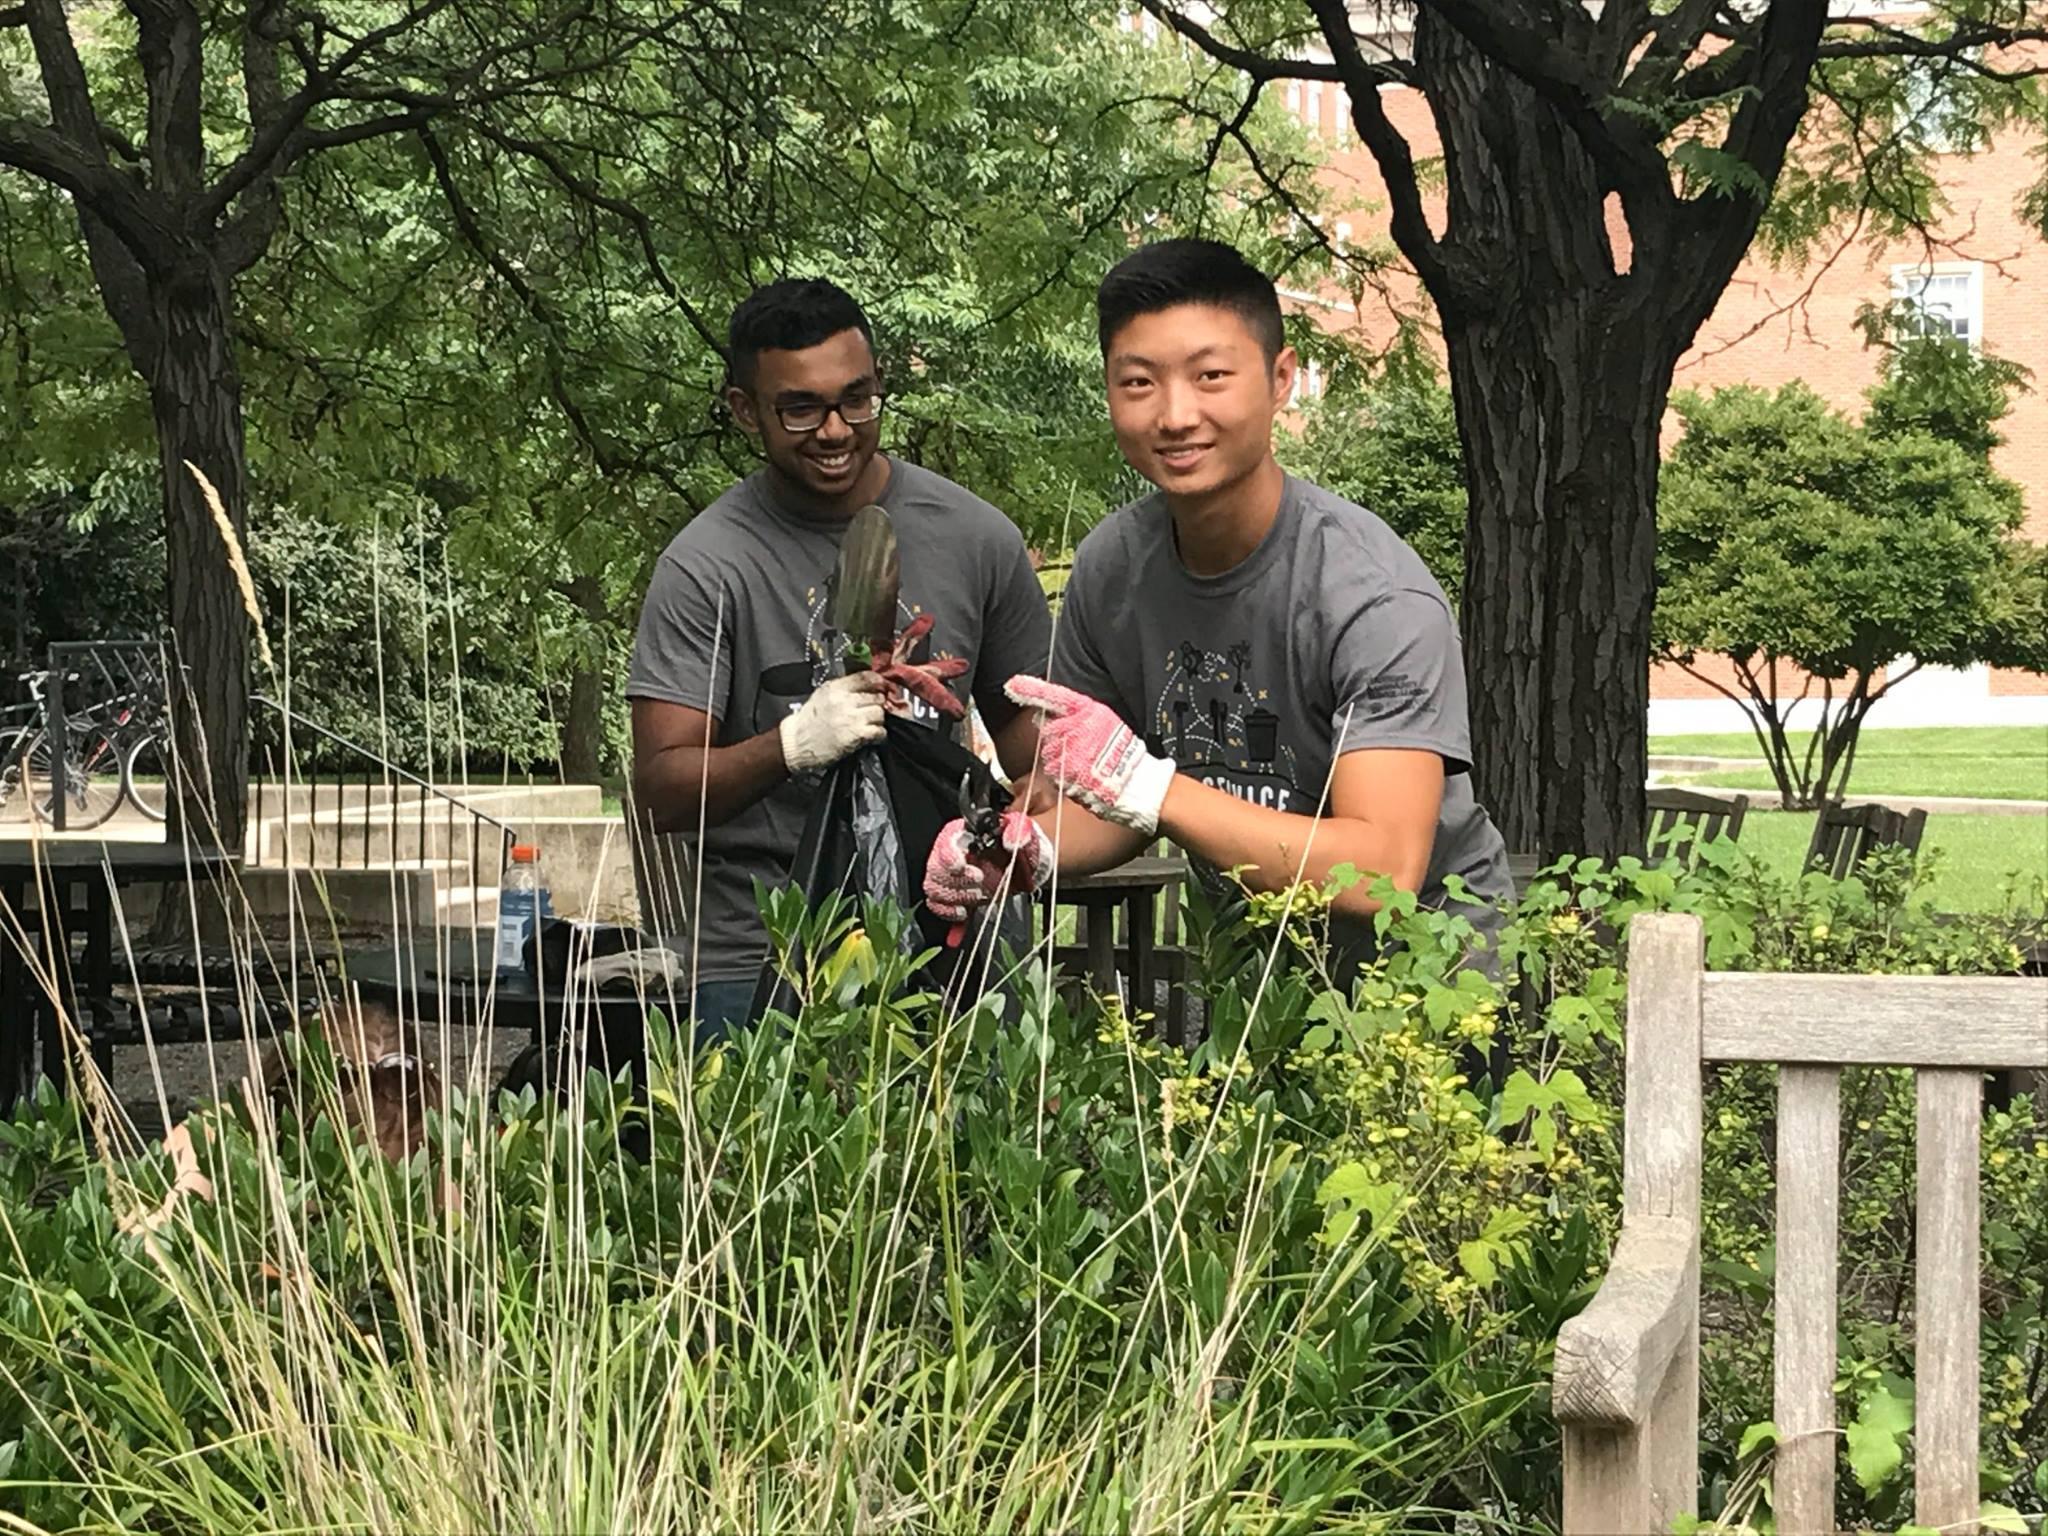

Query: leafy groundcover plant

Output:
[0, 843, 2039, 1532]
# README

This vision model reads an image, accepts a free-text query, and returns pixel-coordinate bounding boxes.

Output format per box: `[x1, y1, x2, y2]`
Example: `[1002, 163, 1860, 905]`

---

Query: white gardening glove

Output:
[778, 672, 889, 774]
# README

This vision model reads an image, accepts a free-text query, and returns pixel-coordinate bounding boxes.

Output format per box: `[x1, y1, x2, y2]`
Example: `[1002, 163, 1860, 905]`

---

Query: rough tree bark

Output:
[1416, 15, 1683, 859]
[145, 262, 253, 846]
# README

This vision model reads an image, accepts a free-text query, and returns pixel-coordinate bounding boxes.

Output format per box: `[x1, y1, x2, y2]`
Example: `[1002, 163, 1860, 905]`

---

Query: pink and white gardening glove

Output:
[1004, 676, 1176, 836]
[924, 811, 1054, 923]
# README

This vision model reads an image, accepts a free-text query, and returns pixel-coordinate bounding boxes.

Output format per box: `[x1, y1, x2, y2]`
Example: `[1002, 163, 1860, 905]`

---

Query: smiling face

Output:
[1104, 303, 1295, 506]
[727, 326, 887, 515]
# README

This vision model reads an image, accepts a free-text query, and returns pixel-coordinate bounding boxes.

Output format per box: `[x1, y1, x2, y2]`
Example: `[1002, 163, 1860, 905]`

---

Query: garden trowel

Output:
[830, 503, 899, 674]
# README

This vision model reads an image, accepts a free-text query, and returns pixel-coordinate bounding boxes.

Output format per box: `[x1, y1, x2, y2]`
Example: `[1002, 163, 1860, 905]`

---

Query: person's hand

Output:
[1004, 676, 1176, 835]
[778, 672, 889, 773]
[924, 811, 1053, 922]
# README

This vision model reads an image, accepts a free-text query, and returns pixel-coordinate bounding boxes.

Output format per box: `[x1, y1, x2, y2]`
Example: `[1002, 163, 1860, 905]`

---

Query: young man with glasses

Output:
[629, 279, 1053, 1036]
[924, 239, 1513, 978]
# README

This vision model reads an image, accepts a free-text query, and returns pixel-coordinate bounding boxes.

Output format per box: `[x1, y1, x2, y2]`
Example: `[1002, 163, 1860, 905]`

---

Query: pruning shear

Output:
[946, 769, 1011, 949]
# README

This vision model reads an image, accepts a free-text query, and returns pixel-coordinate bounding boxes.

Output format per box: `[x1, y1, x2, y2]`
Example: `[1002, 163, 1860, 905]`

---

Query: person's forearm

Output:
[1033, 798, 1149, 876]
[1157, 776, 1426, 916]
[636, 729, 789, 830]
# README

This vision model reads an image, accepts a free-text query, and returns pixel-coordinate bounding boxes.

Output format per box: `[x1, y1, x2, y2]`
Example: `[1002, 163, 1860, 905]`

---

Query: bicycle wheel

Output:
[123, 729, 170, 822]
[0, 745, 28, 823]
[30, 727, 125, 830]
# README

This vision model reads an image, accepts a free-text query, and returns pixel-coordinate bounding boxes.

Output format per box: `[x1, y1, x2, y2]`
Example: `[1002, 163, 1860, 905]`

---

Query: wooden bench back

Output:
[1555, 913, 2048, 1535]
[1643, 787, 1749, 866]
[1806, 800, 1928, 880]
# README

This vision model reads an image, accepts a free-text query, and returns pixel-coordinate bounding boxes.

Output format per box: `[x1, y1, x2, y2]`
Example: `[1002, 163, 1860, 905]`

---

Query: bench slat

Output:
[1916, 1069, 1981, 1531]
[1773, 1065, 1840, 1534]
[1702, 974, 2047, 1067]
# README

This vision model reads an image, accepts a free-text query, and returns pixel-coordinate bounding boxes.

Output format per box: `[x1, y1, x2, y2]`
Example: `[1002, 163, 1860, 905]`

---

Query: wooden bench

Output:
[1041, 852, 1190, 1041]
[1806, 800, 1928, 880]
[1553, 912, 2048, 1534]
[1644, 787, 1749, 867]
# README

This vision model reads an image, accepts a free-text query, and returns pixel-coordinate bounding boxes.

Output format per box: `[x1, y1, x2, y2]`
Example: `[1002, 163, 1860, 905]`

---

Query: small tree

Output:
[1655, 337, 2046, 809]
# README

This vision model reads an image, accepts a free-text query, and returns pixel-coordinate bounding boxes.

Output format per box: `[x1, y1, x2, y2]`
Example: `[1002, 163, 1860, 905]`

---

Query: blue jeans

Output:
[691, 978, 760, 1047]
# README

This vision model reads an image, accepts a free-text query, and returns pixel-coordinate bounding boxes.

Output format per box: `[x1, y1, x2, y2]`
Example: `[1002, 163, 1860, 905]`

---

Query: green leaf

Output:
[1500, 1069, 1547, 1124]
[1671, 139, 1771, 200]
[1736, 1419, 1779, 1460]
[1480, 1207, 1535, 1243]
[1316, 1162, 1374, 1206]
[1548, 1068, 1598, 1121]
[1305, 989, 1349, 1024]
[1457, 1239, 1498, 1285]
[1845, 1385, 1911, 1493]
[1978, 1504, 2028, 1535]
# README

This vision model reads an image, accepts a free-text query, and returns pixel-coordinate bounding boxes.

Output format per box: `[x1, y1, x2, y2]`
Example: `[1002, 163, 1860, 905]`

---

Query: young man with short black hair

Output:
[925, 239, 1512, 971]
[630, 279, 1052, 1034]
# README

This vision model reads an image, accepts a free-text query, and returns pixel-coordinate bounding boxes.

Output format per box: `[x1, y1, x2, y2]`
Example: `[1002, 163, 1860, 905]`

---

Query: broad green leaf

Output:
[1845, 1385, 1911, 1492]
[1548, 1068, 1598, 1121]
[1500, 1070, 1547, 1124]
[1316, 1162, 1374, 1206]
[1457, 1240, 1498, 1285]
[1736, 1419, 1779, 1460]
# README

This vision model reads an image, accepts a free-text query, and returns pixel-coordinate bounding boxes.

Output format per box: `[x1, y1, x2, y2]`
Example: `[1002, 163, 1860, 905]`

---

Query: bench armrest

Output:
[1554, 1215, 1699, 1430]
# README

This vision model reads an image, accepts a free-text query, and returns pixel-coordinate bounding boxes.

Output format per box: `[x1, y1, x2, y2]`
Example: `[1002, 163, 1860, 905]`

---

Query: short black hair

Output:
[1095, 239, 1286, 362]
[726, 279, 875, 390]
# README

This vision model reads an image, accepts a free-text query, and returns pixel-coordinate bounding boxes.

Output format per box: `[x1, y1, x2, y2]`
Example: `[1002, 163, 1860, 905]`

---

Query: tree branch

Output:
[1408, 0, 1672, 211]
[1664, 0, 1829, 320]
[197, 0, 459, 225]
[1818, 18, 2048, 77]
[0, 6, 27, 26]
[1620, 0, 1730, 101]
[1298, 0, 1470, 307]
[125, 0, 205, 201]
[1133, 0, 1344, 84]
[448, 117, 727, 361]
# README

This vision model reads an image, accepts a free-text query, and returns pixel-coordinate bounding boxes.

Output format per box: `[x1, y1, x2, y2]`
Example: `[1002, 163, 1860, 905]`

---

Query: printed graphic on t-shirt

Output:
[1147, 640, 1305, 813]
[750, 574, 963, 741]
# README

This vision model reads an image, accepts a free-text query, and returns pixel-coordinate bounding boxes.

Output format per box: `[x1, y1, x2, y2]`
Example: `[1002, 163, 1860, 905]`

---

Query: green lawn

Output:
[1651, 725, 2048, 802]
[1721, 808, 2045, 914]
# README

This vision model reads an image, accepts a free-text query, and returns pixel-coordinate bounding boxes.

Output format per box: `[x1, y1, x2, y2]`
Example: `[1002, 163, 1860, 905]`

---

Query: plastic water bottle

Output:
[496, 843, 553, 976]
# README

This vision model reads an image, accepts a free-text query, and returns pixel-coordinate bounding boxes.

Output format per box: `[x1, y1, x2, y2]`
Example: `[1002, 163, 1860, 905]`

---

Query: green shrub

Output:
[0, 846, 2039, 1529]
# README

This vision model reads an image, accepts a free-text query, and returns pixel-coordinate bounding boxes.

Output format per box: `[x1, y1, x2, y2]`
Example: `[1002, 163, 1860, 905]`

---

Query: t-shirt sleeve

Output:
[1328, 587, 1474, 774]
[970, 535, 1056, 721]
[1047, 551, 1135, 725]
[625, 552, 735, 723]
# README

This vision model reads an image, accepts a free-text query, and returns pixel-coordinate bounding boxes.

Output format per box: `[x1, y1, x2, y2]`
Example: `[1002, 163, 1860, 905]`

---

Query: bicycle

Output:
[0, 670, 128, 830]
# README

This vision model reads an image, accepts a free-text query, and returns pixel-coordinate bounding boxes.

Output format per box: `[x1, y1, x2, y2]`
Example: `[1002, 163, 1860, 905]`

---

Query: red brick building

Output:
[1259, 20, 2048, 730]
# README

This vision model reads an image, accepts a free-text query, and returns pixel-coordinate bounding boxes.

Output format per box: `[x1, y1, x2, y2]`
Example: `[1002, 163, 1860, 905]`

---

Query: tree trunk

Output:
[1449, 310, 1672, 861]
[147, 263, 252, 852]
[559, 571, 606, 784]
[1411, 14, 1722, 863]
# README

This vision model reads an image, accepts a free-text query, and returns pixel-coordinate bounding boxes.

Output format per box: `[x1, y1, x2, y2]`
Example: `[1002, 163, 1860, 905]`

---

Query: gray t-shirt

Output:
[1051, 474, 1511, 963]
[627, 458, 1053, 980]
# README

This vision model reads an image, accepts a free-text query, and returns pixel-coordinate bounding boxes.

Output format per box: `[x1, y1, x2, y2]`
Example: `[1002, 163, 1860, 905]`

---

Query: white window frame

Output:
[1889, 262, 1983, 346]
[1306, 81, 1324, 134]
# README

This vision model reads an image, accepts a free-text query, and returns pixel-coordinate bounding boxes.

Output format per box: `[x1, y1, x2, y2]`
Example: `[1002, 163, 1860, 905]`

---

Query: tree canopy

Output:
[1656, 335, 2047, 808]
[1, 0, 1349, 793]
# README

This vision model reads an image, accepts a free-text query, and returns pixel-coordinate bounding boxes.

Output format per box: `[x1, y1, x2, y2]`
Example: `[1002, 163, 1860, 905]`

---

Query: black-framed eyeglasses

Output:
[773, 392, 885, 434]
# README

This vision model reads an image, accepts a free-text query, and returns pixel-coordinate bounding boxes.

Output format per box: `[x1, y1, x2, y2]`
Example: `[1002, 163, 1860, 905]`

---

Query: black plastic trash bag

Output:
[750, 715, 1016, 1021]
